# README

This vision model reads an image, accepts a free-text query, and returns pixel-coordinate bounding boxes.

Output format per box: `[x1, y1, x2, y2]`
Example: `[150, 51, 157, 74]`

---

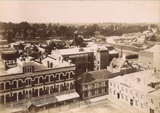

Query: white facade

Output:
[109, 70, 160, 113]
[139, 45, 160, 71]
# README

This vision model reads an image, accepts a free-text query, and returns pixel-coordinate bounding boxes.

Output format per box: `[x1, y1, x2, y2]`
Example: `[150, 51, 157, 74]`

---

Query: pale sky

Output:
[0, 1, 160, 23]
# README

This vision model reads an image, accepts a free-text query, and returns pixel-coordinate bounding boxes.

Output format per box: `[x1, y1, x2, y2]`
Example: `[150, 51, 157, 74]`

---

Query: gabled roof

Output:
[109, 58, 126, 69]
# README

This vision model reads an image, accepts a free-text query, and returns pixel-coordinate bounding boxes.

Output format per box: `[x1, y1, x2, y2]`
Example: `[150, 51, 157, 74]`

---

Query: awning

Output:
[55, 92, 79, 102]
[32, 96, 58, 107]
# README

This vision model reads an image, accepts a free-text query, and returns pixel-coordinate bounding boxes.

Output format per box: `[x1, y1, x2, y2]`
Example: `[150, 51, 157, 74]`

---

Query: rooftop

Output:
[0, 55, 75, 76]
[149, 89, 160, 99]
[144, 44, 160, 53]
[110, 70, 160, 94]
[57, 47, 94, 56]
[76, 69, 117, 84]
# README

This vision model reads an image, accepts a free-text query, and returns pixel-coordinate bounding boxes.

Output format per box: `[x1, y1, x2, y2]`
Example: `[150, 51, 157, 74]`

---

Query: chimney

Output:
[120, 47, 123, 58]
[39, 57, 42, 63]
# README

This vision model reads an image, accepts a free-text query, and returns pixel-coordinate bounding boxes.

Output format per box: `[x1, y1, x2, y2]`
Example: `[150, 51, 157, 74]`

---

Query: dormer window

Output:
[23, 66, 34, 73]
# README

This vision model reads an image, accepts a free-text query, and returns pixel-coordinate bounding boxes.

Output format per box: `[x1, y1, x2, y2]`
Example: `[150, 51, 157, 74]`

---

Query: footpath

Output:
[106, 95, 143, 113]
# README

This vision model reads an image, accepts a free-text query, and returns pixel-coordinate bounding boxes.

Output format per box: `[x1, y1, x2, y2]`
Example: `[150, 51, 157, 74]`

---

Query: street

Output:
[39, 99, 132, 113]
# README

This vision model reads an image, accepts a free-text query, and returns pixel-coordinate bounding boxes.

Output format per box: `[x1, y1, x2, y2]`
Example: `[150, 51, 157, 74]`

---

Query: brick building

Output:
[0, 55, 79, 112]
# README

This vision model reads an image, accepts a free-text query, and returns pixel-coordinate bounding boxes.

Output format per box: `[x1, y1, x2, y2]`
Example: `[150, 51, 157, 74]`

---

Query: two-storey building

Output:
[0, 54, 79, 112]
[109, 70, 160, 113]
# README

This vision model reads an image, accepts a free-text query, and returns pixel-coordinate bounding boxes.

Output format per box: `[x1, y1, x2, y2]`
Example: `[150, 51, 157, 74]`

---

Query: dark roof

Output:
[76, 73, 95, 84]
[76, 69, 116, 85]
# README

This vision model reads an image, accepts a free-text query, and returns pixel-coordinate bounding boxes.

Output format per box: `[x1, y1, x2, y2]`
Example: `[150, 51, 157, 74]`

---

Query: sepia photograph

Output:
[0, 0, 160, 113]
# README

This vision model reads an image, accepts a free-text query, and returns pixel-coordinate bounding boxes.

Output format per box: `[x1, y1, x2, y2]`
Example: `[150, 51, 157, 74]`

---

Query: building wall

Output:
[97, 50, 109, 70]
[0, 67, 76, 104]
[109, 79, 160, 113]
[148, 96, 160, 113]
[153, 52, 160, 70]
[63, 53, 94, 76]
[139, 51, 154, 69]
[81, 80, 108, 100]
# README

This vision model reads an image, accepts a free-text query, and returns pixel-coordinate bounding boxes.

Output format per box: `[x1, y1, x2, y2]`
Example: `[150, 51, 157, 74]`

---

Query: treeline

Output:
[0, 21, 158, 42]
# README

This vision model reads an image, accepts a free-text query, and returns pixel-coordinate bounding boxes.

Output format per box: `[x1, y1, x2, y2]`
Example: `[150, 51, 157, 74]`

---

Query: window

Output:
[105, 81, 107, 85]
[126, 88, 128, 93]
[25, 79, 31, 86]
[0, 83, 4, 90]
[136, 92, 138, 98]
[113, 90, 115, 95]
[23, 66, 33, 73]
[151, 98, 154, 104]
[121, 86, 124, 91]
[82, 57, 85, 61]
[91, 90, 95, 95]
[125, 95, 128, 101]
[110, 82, 112, 86]
[121, 94, 124, 99]
[141, 102, 143, 109]
[136, 100, 138, 106]
[117, 85, 119, 89]
[113, 83, 115, 88]
[88, 54, 91, 62]
[110, 88, 112, 93]
[92, 84, 95, 88]
[130, 90, 132, 95]
[84, 85, 88, 90]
